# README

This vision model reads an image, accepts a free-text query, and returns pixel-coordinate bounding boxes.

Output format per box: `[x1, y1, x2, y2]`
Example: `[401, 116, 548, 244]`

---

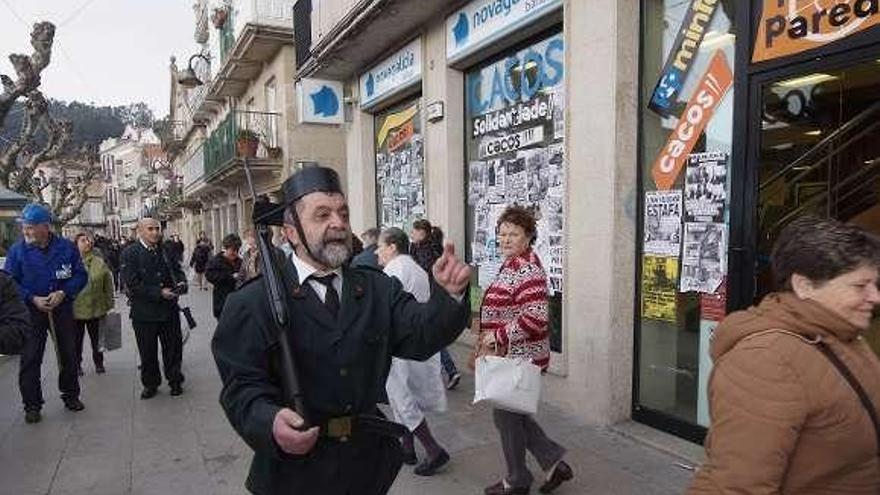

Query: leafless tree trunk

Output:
[0, 22, 54, 126]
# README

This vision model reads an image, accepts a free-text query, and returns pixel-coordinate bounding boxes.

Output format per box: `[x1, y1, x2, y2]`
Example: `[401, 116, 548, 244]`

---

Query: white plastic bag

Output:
[473, 355, 542, 415]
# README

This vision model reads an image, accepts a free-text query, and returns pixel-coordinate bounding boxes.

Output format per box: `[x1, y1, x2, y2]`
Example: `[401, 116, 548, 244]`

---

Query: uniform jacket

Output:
[205, 253, 242, 318]
[4, 234, 87, 311]
[120, 241, 186, 322]
[211, 256, 469, 495]
[0, 270, 30, 355]
[688, 292, 880, 495]
[73, 251, 114, 321]
[476, 249, 550, 370]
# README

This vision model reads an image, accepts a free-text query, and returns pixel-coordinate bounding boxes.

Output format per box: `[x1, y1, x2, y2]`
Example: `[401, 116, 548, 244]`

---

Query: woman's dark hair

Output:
[412, 219, 432, 233]
[497, 206, 537, 245]
[381, 227, 410, 255]
[772, 215, 880, 290]
[222, 233, 242, 251]
[74, 232, 93, 243]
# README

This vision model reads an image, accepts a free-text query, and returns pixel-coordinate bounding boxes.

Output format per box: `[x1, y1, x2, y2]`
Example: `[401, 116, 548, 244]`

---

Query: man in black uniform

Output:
[121, 217, 187, 399]
[212, 166, 472, 495]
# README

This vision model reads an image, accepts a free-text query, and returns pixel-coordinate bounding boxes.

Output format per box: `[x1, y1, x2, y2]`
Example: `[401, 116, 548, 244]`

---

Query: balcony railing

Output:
[203, 110, 282, 177]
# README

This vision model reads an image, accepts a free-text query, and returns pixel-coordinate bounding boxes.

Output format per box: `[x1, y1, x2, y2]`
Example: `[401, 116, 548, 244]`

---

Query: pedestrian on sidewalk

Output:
[352, 227, 380, 268]
[411, 219, 462, 390]
[377, 227, 451, 476]
[238, 229, 262, 284]
[687, 216, 880, 494]
[205, 233, 243, 319]
[72, 232, 114, 375]
[212, 166, 472, 495]
[122, 218, 187, 399]
[4, 204, 88, 424]
[0, 269, 30, 356]
[189, 232, 212, 290]
[475, 206, 572, 495]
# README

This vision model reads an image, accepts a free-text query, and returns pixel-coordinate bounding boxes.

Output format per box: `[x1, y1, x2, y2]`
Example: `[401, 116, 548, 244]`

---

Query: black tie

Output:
[311, 273, 339, 317]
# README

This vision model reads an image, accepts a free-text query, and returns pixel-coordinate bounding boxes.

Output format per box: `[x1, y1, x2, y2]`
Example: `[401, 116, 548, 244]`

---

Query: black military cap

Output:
[282, 166, 343, 205]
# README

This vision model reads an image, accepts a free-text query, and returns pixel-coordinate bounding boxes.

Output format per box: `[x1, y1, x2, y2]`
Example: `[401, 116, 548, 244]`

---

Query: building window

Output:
[636, 0, 736, 433]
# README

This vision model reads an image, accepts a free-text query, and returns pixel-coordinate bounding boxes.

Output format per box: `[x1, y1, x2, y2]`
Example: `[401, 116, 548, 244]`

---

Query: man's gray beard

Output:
[308, 236, 351, 269]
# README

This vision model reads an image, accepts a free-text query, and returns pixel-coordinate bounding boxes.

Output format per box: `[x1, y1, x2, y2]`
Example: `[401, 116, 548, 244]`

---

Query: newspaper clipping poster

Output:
[642, 255, 679, 323]
[680, 222, 727, 293]
[644, 190, 683, 257]
[685, 151, 728, 223]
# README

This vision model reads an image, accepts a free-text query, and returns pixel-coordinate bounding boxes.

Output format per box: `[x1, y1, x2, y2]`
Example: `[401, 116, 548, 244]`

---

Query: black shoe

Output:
[401, 447, 417, 466]
[95, 365, 106, 374]
[485, 480, 530, 495]
[414, 449, 450, 476]
[539, 460, 573, 494]
[24, 410, 42, 424]
[63, 398, 85, 412]
[169, 384, 183, 396]
[140, 388, 158, 400]
[446, 372, 462, 390]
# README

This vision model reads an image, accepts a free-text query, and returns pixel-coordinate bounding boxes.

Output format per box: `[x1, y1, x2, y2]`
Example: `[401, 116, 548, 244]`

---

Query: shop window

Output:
[464, 30, 566, 353]
[637, 0, 737, 430]
[374, 100, 426, 230]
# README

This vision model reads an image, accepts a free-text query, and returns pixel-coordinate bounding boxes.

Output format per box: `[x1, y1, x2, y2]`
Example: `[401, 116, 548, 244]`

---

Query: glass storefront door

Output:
[752, 56, 880, 346]
[374, 99, 426, 230]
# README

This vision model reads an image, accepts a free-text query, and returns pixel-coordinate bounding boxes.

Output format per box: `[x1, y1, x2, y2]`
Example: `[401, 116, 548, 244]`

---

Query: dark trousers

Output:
[440, 348, 458, 377]
[493, 408, 565, 488]
[19, 308, 81, 411]
[74, 318, 104, 369]
[132, 314, 184, 389]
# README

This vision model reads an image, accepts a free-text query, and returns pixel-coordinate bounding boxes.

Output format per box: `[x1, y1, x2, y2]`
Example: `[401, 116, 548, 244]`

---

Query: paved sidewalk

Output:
[0, 288, 693, 494]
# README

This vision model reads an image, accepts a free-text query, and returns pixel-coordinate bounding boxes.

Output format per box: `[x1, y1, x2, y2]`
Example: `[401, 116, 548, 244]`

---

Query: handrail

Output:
[760, 101, 880, 191]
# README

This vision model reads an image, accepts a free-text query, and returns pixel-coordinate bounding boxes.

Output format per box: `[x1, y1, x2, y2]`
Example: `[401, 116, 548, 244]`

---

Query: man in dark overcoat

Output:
[211, 166, 472, 495]
[121, 217, 187, 399]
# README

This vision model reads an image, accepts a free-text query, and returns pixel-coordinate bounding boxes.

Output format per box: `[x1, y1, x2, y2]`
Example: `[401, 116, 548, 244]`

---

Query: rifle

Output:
[242, 156, 309, 425]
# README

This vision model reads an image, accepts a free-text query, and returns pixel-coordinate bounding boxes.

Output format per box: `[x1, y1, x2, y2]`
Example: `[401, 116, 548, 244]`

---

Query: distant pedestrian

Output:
[72, 232, 114, 375]
[352, 228, 380, 268]
[238, 229, 261, 284]
[0, 269, 30, 356]
[122, 218, 187, 399]
[475, 206, 572, 495]
[164, 233, 185, 266]
[190, 234, 212, 290]
[411, 219, 461, 389]
[205, 234, 243, 319]
[5, 204, 88, 424]
[378, 227, 450, 475]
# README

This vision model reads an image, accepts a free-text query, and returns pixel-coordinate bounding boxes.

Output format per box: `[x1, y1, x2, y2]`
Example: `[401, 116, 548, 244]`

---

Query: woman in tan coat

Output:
[688, 216, 880, 494]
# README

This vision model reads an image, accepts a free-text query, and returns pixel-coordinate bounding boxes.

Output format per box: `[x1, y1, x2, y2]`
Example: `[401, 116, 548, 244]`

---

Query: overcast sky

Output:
[0, 0, 197, 117]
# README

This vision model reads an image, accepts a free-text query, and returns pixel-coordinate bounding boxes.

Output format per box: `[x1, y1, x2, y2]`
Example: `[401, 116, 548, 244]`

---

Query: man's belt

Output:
[320, 414, 407, 442]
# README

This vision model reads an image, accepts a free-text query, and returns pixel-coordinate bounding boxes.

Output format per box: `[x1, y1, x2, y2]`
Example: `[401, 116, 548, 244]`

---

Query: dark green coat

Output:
[211, 258, 469, 495]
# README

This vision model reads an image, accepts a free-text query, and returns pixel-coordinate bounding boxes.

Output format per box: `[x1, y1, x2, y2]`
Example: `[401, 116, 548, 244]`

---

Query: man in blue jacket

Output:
[4, 204, 88, 424]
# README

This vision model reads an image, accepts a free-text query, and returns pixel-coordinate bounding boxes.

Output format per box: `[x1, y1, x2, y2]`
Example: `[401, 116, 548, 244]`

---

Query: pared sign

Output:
[359, 38, 422, 109]
[753, 0, 880, 63]
[446, 0, 562, 64]
[652, 50, 733, 190]
[296, 78, 344, 125]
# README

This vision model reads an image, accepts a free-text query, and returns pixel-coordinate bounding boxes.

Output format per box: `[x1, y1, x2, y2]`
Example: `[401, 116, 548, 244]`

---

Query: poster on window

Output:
[644, 190, 683, 257]
[680, 222, 727, 293]
[465, 32, 566, 297]
[642, 255, 679, 322]
[375, 102, 425, 229]
[685, 151, 728, 223]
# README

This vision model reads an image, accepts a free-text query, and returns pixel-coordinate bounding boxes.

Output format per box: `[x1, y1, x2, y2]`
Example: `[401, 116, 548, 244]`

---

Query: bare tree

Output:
[0, 22, 102, 226]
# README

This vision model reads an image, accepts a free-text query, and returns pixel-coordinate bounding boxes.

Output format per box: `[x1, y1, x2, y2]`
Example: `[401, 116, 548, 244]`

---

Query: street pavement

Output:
[0, 286, 693, 494]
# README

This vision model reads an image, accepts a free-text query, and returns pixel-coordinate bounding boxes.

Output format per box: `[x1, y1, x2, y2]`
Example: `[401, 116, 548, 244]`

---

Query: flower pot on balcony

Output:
[267, 146, 283, 159]
[236, 130, 260, 158]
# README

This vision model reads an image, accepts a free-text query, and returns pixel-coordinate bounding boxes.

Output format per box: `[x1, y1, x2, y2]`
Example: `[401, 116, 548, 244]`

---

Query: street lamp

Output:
[177, 53, 211, 89]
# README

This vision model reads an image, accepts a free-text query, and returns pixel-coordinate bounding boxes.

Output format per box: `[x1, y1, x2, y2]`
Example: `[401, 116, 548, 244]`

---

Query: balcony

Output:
[205, 0, 296, 99]
[200, 110, 283, 189]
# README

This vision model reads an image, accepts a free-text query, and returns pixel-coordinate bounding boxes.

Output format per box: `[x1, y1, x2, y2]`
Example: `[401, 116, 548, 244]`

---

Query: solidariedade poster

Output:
[466, 32, 566, 295]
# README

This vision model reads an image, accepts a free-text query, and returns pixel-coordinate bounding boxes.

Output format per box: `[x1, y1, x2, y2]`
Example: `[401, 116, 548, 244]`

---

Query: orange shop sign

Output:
[753, 0, 880, 63]
[651, 50, 733, 191]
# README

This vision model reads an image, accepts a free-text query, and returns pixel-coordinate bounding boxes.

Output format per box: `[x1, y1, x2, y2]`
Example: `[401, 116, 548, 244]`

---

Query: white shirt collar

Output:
[139, 238, 156, 251]
[289, 251, 343, 285]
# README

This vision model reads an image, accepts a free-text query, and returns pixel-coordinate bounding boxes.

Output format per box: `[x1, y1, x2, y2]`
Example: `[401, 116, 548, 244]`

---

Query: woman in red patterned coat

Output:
[476, 206, 573, 495]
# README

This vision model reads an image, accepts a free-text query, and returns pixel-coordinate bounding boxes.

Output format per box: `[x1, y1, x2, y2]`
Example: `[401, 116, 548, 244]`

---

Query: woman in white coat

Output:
[377, 227, 450, 477]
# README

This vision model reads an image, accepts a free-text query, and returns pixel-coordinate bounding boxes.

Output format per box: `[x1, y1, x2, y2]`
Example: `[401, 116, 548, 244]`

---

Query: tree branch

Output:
[0, 22, 55, 126]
